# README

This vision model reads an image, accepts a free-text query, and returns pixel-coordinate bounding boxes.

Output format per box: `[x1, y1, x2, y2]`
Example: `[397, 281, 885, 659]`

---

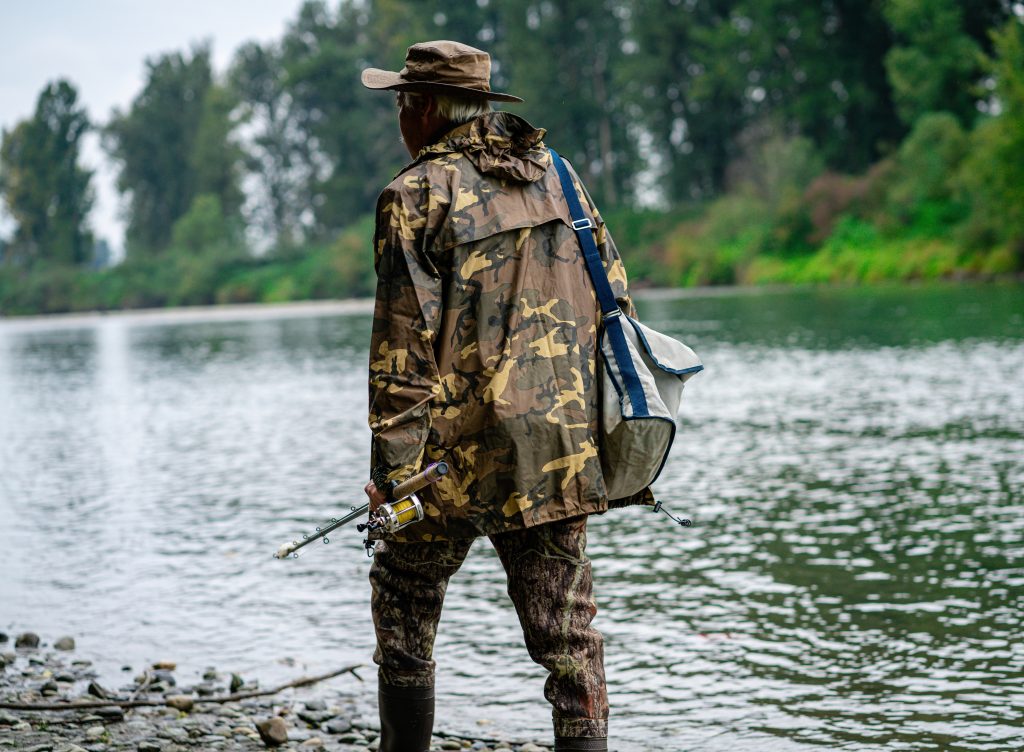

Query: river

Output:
[1, 285, 1022, 751]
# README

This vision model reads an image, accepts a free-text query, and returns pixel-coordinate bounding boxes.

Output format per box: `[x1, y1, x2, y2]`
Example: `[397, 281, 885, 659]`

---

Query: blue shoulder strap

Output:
[548, 148, 621, 318]
[549, 147, 649, 415]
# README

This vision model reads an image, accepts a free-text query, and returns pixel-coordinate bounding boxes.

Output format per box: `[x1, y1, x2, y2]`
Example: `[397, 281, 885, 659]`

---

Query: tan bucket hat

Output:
[361, 40, 523, 103]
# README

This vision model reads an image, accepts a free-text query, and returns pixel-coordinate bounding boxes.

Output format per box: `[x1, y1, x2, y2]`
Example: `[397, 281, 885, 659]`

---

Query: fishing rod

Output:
[273, 461, 449, 559]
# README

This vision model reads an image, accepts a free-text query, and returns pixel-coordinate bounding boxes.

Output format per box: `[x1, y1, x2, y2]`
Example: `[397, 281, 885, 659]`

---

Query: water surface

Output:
[2, 286, 1022, 751]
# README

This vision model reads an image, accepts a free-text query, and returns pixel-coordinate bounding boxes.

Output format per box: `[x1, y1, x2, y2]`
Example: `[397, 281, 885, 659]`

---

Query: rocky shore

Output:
[0, 632, 551, 752]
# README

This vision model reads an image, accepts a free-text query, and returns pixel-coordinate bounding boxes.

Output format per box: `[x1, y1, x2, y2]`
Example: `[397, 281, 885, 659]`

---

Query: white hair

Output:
[397, 91, 492, 124]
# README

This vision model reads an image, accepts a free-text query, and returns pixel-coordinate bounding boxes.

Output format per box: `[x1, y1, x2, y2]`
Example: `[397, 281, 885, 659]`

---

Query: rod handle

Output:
[391, 461, 448, 500]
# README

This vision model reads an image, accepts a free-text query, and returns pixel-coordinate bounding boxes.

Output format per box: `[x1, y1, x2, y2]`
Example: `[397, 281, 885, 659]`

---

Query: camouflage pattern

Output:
[369, 515, 608, 738]
[369, 110, 649, 542]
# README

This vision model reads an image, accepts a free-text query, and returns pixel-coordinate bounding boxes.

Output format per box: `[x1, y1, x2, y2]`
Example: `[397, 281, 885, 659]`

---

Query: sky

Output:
[0, 0, 309, 253]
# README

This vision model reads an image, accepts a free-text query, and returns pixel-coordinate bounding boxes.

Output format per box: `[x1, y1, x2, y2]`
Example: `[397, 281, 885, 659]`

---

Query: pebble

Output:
[165, 695, 195, 712]
[256, 717, 289, 747]
[300, 738, 325, 748]
[519, 745, 546, 752]
[16, 632, 41, 649]
[441, 742, 463, 750]
[84, 724, 106, 740]
[325, 717, 352, 734]
[229, 673, 244, 692]
[54, 636, 76, 651]
[138, 742, 163, 752]
[55, 671, 77, 683]
[297, 708, 333, 725]
[86, 681, 109, 698]
[0, 632, 8, 643]
[158, 726, 189, 744]
[96, 706, 125, 721]
[303, 698, 327, 712]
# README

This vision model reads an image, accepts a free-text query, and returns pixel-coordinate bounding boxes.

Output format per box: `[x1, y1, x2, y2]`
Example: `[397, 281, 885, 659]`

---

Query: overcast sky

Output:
[0, 0, 309, 251]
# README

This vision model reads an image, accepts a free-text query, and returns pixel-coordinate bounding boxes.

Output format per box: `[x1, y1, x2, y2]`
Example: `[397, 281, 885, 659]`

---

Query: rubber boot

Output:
[378, 682, 435, 752]
[554, 738, 609, 752]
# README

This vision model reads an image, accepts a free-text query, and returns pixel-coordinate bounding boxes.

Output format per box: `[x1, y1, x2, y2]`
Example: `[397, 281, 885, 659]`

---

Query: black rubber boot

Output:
[554, 738, 608, 751]
[378, 682, 435, 752]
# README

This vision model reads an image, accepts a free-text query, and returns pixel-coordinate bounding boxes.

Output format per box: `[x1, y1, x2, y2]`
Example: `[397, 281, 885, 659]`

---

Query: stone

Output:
[152, 670, 176, 686]
[518, 745, 546, 752]
[55, 671, 77, 683]
[165, 695, 195, 713]
[39, 679, 59, 695]
[0, 632, 7, 643]
[297, 709, 332, 725]
[300, 738, 324, 748]
[0, 712, 19, 726]
[441, 742, 462, 750]
[229, 673, 245, 692]
[84, 724, 106, 740]
[87, 681, 109, 699]
[303, 698, 327, 712]
[152, 661, 176, 671]
[54, 636, 76, 651]
[325, 718, 352, 734]
[15, 632, 40, 649]
[195, 683, 217, 696]
[138, 742, 163, 752]
[22, 745, 53, 752]
[203, 668, 218, 681]
[96, 705, 125, 721]
[256, 717, 289, 747]
[337, 733, 366, 744]
[158, 726, 189, 744]
[57, 745, 89, 752]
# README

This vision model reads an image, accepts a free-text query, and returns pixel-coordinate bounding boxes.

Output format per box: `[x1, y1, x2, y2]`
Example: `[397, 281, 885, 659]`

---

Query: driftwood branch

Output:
[0, 664, 362, 712]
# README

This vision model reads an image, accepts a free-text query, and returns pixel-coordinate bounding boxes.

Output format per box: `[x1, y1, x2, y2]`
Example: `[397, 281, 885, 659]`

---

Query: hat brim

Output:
[361, 68, 523, 103]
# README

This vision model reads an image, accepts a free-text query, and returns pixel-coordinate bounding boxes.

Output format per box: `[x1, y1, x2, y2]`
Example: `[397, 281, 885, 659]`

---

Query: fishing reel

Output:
[273, 462, 446, 560]
[357, 493, 425, 535]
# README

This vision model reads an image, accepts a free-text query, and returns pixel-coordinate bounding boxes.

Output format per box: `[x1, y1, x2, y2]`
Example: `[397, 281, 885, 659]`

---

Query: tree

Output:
[230, 40, 316, 249]
[104, 44, 243, 256]
[959, 18, 1024, 257]
[496, 0, 637, 207]
[883, 0, 982, 127]
[0, 79, 93, 266]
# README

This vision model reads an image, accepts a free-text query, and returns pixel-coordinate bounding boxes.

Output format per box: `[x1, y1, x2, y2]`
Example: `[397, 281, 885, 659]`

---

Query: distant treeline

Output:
[1, 1, 1022, 315]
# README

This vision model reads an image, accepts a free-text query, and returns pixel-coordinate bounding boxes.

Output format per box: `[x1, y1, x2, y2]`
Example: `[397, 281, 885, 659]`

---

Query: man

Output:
[360, 41, 642, 752]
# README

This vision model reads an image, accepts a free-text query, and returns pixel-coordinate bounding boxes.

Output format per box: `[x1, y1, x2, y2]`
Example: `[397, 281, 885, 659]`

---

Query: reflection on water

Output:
[1, 286, 1022, 751]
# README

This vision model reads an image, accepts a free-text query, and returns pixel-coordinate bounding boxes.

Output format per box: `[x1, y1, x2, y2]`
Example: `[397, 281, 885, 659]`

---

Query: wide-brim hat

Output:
[361, 40, 523, 103]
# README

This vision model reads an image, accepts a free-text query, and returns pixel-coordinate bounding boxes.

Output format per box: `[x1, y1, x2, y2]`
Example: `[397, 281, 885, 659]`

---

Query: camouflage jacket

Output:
[369, 111, 642, 542]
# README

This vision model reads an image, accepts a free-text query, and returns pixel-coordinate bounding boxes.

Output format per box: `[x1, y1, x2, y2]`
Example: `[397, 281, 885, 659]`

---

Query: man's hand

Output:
[364, 481, 388, 512]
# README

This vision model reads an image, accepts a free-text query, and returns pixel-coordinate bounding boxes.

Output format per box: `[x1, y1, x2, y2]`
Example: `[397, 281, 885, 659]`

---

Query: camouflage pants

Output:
[369, 515, 608, 738]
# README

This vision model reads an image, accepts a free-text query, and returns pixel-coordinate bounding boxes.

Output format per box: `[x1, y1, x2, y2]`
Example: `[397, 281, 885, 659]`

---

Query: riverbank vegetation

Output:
[1, 1, 1022, 315]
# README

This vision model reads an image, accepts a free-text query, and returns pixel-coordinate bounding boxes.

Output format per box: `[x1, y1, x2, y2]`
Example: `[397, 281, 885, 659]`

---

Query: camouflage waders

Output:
[369, 514, 609, 738]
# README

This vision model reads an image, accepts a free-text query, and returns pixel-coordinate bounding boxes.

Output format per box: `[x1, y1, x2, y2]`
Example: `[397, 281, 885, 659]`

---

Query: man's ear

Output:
[421, 95, 437, 118]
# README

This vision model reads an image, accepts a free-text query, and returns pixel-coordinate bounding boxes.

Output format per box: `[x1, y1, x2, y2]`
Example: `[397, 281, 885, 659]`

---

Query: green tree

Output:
[959, 18, 1024, 258]
[280, 1, 406, 233]
[0, 79, 93, 266]
[496, 0, 637, 206]
[883, 0, 982, 126]
[105, 44, 243, 255]
[229, 40, 316, 248]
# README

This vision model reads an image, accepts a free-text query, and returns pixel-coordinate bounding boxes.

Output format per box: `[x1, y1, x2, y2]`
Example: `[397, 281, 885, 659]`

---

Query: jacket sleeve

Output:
[368, 181, 442, 489]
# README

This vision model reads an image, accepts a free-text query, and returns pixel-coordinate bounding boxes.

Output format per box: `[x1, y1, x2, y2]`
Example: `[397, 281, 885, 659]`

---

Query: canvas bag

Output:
[549, 148, 704, 501]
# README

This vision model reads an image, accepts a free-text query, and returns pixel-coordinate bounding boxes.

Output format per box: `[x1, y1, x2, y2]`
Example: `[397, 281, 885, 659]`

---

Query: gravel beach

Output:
[0, 632, 551, 752]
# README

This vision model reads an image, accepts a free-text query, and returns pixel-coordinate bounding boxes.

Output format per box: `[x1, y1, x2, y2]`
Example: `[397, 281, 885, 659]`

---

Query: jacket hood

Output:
[420, 112, 550, 183]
